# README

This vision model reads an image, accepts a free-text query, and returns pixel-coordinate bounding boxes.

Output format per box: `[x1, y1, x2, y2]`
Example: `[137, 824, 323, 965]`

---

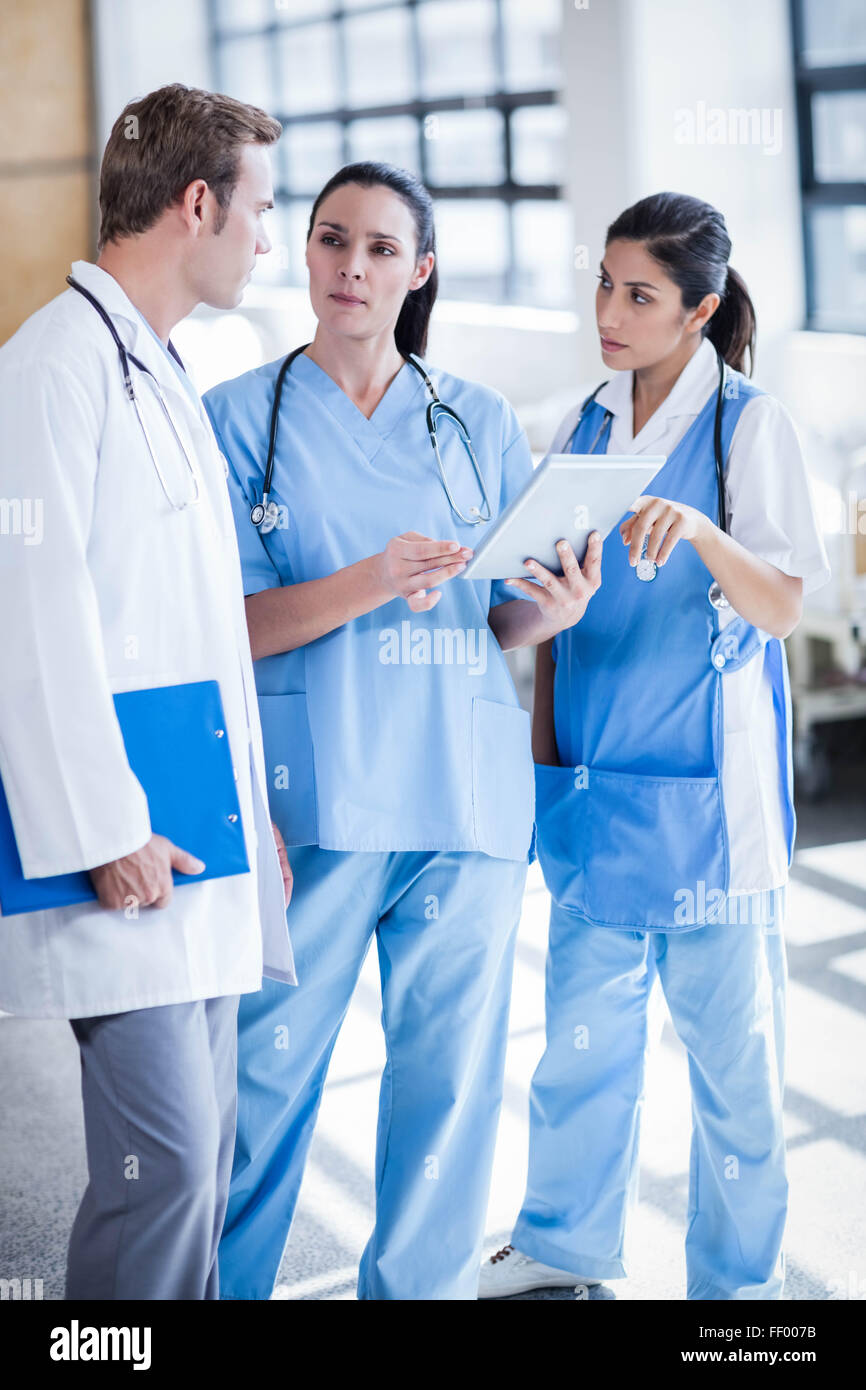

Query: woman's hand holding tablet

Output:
[461, 454, 667, 581]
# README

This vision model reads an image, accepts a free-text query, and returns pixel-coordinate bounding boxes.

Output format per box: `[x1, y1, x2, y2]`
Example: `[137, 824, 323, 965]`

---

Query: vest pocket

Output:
[535, 762, 728, 929]
[471, 696, 535, 861]
[257, 692, 319, 847]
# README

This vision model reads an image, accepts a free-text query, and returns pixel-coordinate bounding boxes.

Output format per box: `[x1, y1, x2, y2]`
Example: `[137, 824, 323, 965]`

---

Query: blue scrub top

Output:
[205, 352, 536, 861]
[535, 375, 795, 931]
[135, 309, 200, 408]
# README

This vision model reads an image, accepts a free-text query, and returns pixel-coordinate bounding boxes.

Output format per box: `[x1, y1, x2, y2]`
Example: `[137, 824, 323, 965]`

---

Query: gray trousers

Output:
[66, 993, 240, 1300]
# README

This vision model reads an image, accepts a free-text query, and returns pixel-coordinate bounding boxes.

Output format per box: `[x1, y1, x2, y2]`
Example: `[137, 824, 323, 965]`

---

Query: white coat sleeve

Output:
[725, 394, 831, 596]
[0, 362, 152, 877]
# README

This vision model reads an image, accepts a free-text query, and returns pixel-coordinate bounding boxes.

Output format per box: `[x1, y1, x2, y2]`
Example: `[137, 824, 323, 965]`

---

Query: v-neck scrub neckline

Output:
[203, 355, 538, 862]
[290, 351, 425, 462]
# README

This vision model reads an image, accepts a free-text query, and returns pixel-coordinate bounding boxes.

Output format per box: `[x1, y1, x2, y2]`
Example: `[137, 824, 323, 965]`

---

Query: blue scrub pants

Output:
[218, 845, 526, 1301]
[512, 894, 788, 1300]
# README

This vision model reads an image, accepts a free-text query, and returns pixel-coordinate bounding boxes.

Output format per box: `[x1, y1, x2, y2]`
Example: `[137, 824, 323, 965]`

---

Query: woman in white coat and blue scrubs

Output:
[480, 193, 830, 1301]
[203, 162, 602, 1301]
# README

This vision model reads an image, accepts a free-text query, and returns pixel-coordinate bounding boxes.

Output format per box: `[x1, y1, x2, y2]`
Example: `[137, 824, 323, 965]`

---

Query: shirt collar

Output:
[69, 260, 145, 329]
[594, 336, 721, 424]
[68, 259, 198, 410]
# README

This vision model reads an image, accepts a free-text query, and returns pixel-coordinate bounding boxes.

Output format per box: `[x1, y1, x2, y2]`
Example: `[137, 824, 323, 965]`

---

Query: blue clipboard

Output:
[0, 680, 250, 917]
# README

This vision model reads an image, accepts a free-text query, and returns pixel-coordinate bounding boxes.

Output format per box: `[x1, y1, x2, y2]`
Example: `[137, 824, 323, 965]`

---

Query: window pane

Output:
[511, 104, 566, 185]
[255, 203, 292, 285]
[347, 116, 420, 174]
[434, 199, 509, 301]
[276, 21, 339, 113]
[274, 0, 333, 20]
[418, 0, 497, 99]
[513, 200, 573, 308]
[502, 0, 562, 92]
[282, 121, 344, 196]
[812, 91, 866, 182]
[214, 0, 272, 34]
[259, 202, 316, 287]
[424, 108, 505, 186]
[219, 35, 275, 110]
[286, 202, 315, 286]
[800, 0, 866, 66]
[344, 8, 415, 108]
[809, 205, 866, 331]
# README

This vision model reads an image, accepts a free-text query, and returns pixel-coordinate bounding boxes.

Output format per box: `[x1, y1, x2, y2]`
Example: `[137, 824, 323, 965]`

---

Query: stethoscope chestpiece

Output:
[252, 498, 281, 533]
[708, 580, 730, 610]
[635, 557, 658, 582]
[260, 502, 280, 534]
[634, 535, 658, 582]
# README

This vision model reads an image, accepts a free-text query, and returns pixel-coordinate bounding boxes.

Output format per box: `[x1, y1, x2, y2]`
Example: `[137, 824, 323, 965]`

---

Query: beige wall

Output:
[0, 0, 95, 345]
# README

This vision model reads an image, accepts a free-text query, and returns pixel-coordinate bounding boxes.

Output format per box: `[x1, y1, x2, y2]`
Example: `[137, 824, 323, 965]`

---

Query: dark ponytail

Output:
[605, 192, 756, 375]
[306, 161, 438, 358]
[707, 265, 755, 378]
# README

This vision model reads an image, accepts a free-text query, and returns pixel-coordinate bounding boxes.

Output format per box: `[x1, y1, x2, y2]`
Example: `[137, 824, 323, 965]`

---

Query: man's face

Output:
[192, 142, 275, 309]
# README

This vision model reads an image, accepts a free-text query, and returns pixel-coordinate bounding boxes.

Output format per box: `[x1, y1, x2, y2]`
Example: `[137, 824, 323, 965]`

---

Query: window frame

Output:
[790, 0, 866, 333]
[207, 0, 565, 304]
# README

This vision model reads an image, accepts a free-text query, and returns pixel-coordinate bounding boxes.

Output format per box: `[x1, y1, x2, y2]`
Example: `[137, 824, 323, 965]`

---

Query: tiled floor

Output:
[2, 818, 864, 1302]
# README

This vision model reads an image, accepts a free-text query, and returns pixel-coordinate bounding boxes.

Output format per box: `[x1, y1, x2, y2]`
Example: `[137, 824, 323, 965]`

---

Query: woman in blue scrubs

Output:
[480, 193, 829, 1301]
[204, 162, 602, 1301]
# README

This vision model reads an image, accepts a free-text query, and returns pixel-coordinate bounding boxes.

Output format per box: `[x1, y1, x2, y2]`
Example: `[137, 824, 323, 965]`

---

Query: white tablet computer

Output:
[461, 454, 667, 581]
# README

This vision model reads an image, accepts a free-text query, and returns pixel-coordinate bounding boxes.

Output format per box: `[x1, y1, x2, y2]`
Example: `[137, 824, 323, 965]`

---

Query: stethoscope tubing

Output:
[256, 345, 493, 529]
[65, 275, 200, 510]
[577, 345, 728, 530]
[576, 346, 730, 599]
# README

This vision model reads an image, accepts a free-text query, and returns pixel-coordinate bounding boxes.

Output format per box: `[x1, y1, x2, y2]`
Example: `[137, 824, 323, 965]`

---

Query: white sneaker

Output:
[478, 1243, 599, 1299]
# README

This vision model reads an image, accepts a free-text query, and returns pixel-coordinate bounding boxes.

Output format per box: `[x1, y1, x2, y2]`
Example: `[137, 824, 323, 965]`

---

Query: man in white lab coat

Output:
[0, 84, 296, 1299]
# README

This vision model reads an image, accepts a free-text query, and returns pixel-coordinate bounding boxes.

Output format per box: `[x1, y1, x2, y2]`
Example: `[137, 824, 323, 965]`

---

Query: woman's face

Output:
[306, 182, 434, 344]
[595, 237, 716, 370]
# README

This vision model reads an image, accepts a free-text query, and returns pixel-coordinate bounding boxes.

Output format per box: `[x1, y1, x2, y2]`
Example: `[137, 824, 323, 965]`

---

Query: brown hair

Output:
[306, 161, 438, 357]
[606, 192, 757, 376]
[98, 83, 282, 249]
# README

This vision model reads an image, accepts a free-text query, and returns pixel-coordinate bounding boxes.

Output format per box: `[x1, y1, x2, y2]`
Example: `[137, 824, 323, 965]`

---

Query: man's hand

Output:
[272, 821, 293, 908]
[89, 833, 205, 911]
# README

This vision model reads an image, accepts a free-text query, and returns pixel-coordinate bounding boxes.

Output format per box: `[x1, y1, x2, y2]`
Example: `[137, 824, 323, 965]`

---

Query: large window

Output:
[209, 0, 569, 306]
[791, 0, 866, 332]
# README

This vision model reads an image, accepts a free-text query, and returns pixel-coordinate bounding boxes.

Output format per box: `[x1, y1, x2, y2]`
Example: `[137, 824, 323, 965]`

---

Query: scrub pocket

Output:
[257, 692, 318, 847]
[534, 762, 728, 930]
[471, 697, 535, 862]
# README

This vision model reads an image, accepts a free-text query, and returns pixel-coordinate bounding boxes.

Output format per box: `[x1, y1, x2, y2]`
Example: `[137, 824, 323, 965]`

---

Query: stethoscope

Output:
[251, 344, 494, 533]
[575, 344, 731, 610]
[65, 275, 200, 510]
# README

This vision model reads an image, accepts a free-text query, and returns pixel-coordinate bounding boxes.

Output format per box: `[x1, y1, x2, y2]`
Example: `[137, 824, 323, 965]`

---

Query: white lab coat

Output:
[0, 261, 296, 1018]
